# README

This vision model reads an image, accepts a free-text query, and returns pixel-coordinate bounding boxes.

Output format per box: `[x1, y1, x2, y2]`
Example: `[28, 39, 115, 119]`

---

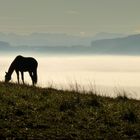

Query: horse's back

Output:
[26, 57, 38, 68]
[14, 55, 38, 71]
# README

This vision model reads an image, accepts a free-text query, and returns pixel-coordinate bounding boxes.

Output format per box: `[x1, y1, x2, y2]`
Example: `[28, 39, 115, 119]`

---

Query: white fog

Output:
[1, 54, 140, 99]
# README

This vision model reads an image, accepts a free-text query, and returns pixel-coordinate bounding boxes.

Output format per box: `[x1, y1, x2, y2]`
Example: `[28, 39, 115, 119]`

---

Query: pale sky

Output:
[0, 0, 140, 36]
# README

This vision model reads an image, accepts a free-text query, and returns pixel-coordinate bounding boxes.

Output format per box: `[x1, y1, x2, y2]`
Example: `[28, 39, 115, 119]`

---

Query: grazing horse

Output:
[5, 55, 38, 85]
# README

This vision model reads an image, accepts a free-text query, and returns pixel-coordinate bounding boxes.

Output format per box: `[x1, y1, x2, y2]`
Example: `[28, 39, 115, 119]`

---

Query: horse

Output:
[5, 55, 38, 85]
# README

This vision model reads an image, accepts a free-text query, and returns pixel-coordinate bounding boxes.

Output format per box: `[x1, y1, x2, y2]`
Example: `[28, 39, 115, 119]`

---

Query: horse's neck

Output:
[7, 61, 16, 76]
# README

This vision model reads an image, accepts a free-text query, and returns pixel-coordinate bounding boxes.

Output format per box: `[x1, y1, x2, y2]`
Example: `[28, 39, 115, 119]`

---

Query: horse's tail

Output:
[33, 68, 38, 84]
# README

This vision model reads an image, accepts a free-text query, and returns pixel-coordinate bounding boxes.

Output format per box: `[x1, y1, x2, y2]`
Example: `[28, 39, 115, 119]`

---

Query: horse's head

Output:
[5, 72, 11, 82]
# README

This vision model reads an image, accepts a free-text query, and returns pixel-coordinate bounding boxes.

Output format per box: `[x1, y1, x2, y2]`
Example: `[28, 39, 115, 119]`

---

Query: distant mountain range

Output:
[0, 33, 140, 55]
[0, 32, 124, 47]
[91, 34, 140, 55]
[0, 32, 92, 47]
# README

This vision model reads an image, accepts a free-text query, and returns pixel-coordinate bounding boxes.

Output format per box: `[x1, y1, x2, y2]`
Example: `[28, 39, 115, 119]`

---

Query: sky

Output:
[0, 0, 140, 36]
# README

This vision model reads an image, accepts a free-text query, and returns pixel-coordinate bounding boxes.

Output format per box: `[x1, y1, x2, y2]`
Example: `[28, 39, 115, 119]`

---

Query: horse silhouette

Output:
[5, 55, 38, 85]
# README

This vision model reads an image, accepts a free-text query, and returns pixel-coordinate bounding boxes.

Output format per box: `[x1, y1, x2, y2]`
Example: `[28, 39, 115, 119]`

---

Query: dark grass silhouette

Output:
[5, 55, 38, 85]
[0, 82, 139, 139]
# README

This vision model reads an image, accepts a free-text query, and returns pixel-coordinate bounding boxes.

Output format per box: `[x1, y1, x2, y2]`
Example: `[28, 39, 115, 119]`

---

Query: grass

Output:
[0, 82, 139, 139]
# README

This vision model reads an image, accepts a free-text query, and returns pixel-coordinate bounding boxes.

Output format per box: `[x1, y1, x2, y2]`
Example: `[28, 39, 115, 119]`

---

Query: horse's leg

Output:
[32, 72, 35, 86]
[33, 68, 37, 85]
[16, 70, 19, 84]
[29, 71, 34, 85]
[21, 72, 24, 84]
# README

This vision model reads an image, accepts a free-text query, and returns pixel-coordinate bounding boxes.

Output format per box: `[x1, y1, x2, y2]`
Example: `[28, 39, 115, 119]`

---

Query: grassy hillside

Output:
[0, 82, 139, 139]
